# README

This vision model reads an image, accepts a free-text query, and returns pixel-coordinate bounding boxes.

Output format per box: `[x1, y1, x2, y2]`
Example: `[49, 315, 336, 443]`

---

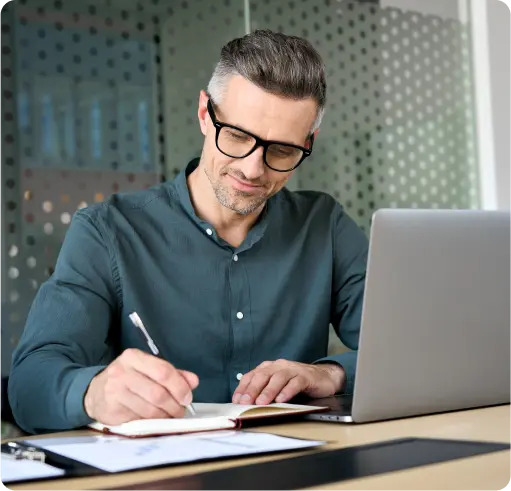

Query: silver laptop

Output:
[306, 209, 510, 423]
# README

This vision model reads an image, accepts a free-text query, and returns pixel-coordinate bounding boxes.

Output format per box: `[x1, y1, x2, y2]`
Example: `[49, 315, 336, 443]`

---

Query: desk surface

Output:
[7, 405, 510, 490]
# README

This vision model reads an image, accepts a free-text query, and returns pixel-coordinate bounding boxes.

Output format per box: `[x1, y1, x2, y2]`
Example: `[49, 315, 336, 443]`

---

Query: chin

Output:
[228, 196, 267, 215]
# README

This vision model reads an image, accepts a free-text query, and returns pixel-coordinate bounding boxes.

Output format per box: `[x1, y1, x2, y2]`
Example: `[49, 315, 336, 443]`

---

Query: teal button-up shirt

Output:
[9, 159, 368, 433]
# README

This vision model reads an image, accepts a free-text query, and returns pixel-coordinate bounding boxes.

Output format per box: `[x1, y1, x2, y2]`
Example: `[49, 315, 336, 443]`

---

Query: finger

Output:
[254, 371, 292, 405]
[274, 376, 307, 403]
[179, 370, 200, 391]
[125, 368, 185, 417]
[232, 361, 280, 403]
[122, 349, 194, 406]
[122, 385, 183, 420]
[98, 403, 140, 426]
[232, 370, 256, 403]
[113, 405, 140, 424]
[237, 360, 275, 391]
[238, 370, 273, 405]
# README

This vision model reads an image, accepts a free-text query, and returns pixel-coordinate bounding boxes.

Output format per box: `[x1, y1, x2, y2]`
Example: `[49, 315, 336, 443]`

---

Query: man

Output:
[9, 30, 368, 433]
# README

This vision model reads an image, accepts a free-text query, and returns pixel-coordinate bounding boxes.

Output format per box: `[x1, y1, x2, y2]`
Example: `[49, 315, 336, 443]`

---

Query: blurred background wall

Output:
[1, 0, 508, 406]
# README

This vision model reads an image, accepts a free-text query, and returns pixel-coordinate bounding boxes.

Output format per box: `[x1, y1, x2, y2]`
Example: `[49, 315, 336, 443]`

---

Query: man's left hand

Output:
[232, 360, 345, 405]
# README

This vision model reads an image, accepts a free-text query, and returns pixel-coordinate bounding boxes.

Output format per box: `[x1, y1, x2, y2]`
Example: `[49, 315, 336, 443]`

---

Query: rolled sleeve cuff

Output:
[314, 351, 357, 395]
[64, 365, 106, 428]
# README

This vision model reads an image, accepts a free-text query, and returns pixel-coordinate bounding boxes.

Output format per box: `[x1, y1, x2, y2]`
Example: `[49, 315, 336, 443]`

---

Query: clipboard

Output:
[0, 431, 325, 483]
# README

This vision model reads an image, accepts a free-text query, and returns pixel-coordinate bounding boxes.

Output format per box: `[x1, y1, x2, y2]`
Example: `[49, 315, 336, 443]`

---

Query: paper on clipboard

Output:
[33, 431, 325, 473]
[1, 454, 65, 483]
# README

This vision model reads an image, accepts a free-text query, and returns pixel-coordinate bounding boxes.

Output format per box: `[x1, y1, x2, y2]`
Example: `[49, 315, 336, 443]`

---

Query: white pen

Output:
[128, 311, 196, 416]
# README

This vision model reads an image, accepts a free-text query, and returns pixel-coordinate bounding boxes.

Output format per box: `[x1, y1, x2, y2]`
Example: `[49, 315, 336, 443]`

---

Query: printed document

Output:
[32, 431, 324, 472]
[1, 455, 65, 483]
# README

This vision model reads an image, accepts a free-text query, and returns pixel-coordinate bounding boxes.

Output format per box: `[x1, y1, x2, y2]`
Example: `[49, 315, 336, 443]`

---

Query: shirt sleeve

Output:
[314, 201, 368, 395]
[8, 208, 119, 433]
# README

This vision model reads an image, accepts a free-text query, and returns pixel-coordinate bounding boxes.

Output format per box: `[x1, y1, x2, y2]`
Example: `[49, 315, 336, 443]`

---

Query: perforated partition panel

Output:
[2, 2, 21, 371]
[1, 0, 163, 373]
[160, 1, 247, 178]
[251, 0, 479, 234]
[2, 0, 480, 373]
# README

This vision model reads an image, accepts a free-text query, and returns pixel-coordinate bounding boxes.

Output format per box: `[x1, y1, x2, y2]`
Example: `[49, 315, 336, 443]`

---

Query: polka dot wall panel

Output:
[160, 0, 247, 176]
[3, 169, 156, 362]
[2, 0, 481, 371]
[14, 1, 160, 172]
[1, 0, 163, 373]
[251, 0, 479, 234]
[3, 2, 24, 373]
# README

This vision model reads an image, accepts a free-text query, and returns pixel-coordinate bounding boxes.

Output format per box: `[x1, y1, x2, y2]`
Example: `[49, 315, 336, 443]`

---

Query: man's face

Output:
[198, 75, 318, 215]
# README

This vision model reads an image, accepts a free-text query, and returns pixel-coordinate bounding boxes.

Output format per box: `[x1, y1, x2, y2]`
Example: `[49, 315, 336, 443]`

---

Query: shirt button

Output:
[236, 312, 244, 319]
[206, 228, 213, 236]
[236, 373, 243, 381]
[233, 254, 239, 262]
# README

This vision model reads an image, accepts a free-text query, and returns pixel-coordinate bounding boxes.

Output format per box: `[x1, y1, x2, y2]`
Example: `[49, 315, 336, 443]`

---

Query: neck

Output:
[187, 161, 264, 247]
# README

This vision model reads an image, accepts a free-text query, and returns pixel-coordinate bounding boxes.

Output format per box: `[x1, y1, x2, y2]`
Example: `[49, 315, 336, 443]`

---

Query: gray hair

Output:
[207, 30, 326, 132]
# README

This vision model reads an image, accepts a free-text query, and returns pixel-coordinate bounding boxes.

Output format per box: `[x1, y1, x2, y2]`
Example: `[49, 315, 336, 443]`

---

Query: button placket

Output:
[228, 247, 250, 395]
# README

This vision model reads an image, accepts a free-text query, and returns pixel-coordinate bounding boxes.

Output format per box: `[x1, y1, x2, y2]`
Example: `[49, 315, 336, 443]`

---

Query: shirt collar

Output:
[174, 157, 202, 222]
[173, 157, 277, 252]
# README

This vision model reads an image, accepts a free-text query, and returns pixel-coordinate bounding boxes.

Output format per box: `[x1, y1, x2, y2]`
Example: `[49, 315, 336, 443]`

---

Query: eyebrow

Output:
[213, 105, 309, 148]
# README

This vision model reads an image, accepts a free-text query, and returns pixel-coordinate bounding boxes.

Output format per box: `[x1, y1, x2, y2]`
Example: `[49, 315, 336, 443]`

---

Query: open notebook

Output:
[88, 402, 328, 437]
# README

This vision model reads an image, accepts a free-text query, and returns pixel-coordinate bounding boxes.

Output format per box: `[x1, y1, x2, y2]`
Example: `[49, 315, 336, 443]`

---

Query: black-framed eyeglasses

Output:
[207, 99, 314, 172]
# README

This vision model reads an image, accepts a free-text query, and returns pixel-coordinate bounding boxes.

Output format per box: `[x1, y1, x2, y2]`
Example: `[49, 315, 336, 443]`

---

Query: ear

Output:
[305, 128, 319, 149]
[198, 90, 209, 136]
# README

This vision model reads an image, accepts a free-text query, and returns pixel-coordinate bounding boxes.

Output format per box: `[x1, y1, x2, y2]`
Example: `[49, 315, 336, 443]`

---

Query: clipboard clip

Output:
[1, 441, 46, 463]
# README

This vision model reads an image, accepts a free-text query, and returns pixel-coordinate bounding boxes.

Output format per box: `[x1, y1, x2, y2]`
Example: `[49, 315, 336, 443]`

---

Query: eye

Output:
[269, 145, 298, 157]
[225, 129, 250, 142]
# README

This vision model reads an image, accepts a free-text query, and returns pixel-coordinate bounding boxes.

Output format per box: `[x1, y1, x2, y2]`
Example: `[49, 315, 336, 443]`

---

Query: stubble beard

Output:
[204, 166, 268, 216]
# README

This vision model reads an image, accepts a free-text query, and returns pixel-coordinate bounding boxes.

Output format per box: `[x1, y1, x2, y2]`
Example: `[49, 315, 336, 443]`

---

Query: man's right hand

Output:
[83, 348, 199, 425]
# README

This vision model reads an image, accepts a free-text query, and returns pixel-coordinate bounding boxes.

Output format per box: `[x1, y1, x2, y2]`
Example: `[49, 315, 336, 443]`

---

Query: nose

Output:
[239, 145, 266, 181]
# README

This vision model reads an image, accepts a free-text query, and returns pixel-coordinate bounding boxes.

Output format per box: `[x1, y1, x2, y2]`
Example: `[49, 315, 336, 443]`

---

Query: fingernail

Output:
[232, 393, 240, 404]
[275, 393, 285, 402]
[183, 393, 193, 405]
[240, 394, 251, 404]
[255, 393, 268, 405]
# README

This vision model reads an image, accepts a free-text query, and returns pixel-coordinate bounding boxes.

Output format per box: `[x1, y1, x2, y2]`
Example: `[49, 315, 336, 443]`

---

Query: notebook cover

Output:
[87, 419, 241, 438]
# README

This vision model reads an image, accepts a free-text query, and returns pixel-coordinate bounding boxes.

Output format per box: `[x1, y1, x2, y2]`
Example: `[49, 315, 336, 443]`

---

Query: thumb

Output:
[179, 369, 199, 390]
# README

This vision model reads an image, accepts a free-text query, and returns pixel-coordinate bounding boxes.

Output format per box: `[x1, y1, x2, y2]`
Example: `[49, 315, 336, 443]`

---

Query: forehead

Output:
[217, 75, 318, 143]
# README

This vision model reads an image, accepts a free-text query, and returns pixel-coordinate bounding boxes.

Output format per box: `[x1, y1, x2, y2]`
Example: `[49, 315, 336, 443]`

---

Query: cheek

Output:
[207, 152, 236, 178]
[203, 136, 225, 169]
[204, 130, 217, 156]
[269, 174, 292, 193]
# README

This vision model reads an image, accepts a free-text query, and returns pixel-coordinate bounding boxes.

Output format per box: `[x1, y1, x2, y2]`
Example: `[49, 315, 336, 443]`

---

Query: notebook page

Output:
[189, 402, 326, 419]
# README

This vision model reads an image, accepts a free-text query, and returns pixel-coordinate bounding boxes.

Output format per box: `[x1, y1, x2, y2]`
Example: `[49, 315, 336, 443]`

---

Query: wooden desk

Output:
[7, 405, 510, 490]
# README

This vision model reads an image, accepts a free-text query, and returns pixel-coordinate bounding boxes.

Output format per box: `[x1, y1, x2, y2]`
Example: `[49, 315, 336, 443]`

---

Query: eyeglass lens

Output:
[218, 126, 304, 171]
